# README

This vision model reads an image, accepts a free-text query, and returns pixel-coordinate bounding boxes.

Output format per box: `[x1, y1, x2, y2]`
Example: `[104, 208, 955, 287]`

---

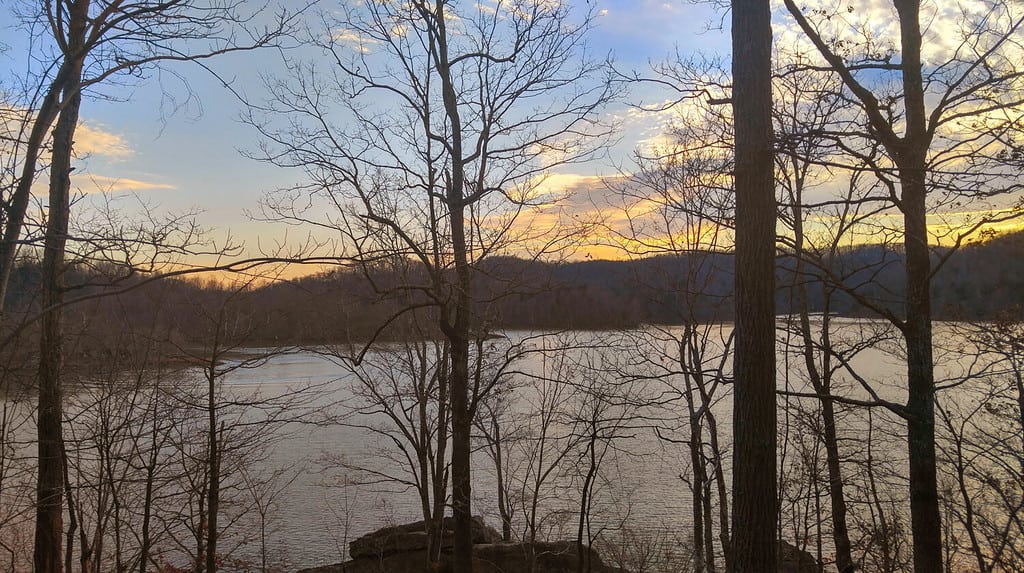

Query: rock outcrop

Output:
[348, 516, 501, 559]
[778, 540, 819, 573]
[298, 518, 612, 573]
[297, 519, 818, 573]
[300, 540, 611, 573]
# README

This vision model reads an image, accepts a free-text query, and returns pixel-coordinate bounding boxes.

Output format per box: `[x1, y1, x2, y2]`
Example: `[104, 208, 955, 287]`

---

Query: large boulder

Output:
[475, 540, 612, 573]
[298, 520, 811, 573]
[348, 516, 502, 559]
[298, 541, 610, 573]
[778, 540, 818, 573]
[297, 519, 612, 573]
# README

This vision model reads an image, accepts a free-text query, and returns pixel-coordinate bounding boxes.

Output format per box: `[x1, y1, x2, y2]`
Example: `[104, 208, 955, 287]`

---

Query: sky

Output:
[0, 1, 727, 265]
[2, 0, 1021, 271]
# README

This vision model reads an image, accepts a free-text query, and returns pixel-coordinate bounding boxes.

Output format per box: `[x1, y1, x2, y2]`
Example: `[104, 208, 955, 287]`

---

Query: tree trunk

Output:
[448, 329, 472, 572]
[430, 354, 449, 562]
[206, 362, 222, 573]
[61, 443, 76, 573]
[139, 443, 157, 573]
[729, 0, 777, 571]
[446, 244, 472, 573]
[576, 431, 598, 573]
[816, 381, 855, 573]
[682, 328, 711, 573]
[35, 2, 87, 563]
[0, 68, 66, 315]
[708, 406, 731, 569]
[432, 3, 474, 570]
[893, 3, 942, 570]
[901, 166, 941, 573]
[491, 416, 513, 542]
[689, 408, 708, 573]
[792, 195, 854, 572]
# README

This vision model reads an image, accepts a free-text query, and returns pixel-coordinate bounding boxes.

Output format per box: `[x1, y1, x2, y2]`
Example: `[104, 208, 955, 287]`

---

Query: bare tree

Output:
[606, 75, 737, 571]
[248, 2, 615, 570]
[167, 275, 310, 573]
[779, 2, 1024, 569]
[1, 0, 304, 312]
[935, 315, 1024, 571]
[1, 3, 307, 571]
[773, 57, 877, 573]
[327, 316, 454, 564]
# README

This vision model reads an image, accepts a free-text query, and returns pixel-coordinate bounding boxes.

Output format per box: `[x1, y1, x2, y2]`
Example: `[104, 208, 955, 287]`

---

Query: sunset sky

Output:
[1, 1, 725, 261]
[3, 0, 1021, 269]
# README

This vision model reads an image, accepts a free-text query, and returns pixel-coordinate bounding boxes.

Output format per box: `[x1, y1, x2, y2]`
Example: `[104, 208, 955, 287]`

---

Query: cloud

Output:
[331, 28, 380, 53]
[1, 107, 132, 159]
[77, 174, 176, 194]
[771, 0, 1020, 68]
[474, 2, 497, 15]
[528, 172, 605, 199]
[76, 123, 133, 158]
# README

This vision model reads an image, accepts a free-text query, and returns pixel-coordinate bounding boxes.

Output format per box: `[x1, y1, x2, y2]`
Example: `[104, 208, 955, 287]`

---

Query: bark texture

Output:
[729, 0, 777, 571]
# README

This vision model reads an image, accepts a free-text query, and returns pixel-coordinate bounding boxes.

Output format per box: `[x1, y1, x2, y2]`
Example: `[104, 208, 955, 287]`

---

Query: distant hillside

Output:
[5, 230, 1023, 350]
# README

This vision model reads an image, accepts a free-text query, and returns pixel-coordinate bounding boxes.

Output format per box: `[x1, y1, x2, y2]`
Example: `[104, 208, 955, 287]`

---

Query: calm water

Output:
[227, 321, 973, 570]
[227, 336, 704, 569]
[0, 321, 997, 571]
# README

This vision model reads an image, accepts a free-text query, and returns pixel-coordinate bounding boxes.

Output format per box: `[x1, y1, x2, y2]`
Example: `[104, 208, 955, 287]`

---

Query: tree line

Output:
[3, 229, 1021, 355]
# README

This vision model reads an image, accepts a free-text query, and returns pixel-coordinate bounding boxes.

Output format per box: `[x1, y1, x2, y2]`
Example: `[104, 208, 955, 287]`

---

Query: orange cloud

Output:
[77, 174, 176, 194]
[76, 123, 133, 158]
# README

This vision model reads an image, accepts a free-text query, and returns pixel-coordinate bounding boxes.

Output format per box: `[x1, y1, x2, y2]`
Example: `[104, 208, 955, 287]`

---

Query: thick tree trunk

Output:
[448, 328, 472, 572]
[893, 2, 943, 570]
[780, 0, 942, 569]
[34, 4, 89, 571]
[36, 73, 83, 573]
[902, 167, 941, 573]
[729, 0, 776, 571]
[447, 217, 472, 573]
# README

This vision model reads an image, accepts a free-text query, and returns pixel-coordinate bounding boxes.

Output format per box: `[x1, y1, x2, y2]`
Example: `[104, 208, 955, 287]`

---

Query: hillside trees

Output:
[248, 1, 615, 570]
[0, 275, 319, 572]
[780, 1, 1024, 569]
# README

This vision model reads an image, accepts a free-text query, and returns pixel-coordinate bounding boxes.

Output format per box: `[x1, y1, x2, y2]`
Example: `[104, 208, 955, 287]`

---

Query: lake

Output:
[220, 320, 983, 570]
[0, 320, 1011, 572]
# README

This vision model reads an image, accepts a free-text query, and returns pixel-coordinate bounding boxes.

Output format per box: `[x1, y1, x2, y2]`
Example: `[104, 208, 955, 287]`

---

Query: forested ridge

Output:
[5, 229, 1022, 351]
